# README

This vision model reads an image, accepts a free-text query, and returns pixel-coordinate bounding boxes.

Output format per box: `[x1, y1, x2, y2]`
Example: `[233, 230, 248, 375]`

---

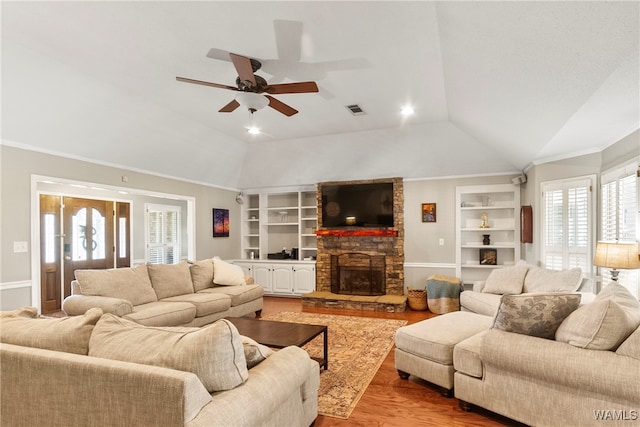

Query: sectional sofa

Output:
[62, 258, 263, 326]
[0, 307, 319, 427]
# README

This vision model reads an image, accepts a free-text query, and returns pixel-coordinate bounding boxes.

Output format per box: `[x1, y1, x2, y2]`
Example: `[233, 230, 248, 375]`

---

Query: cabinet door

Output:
[271, 264, 293, 294]
[293, 264, 315, 294]
[234, 262, 253, 278]
[253, 264, 272, 293]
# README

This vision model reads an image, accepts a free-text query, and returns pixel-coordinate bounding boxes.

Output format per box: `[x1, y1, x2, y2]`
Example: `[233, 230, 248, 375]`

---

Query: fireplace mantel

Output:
[315, 229, 398, 237]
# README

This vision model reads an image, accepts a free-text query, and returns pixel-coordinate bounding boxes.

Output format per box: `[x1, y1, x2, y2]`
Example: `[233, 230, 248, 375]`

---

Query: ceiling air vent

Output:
[345, 104, 366, 116]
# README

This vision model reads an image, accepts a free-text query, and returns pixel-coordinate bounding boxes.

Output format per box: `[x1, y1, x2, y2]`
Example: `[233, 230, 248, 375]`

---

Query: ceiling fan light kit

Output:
[236, 92, 269, 112]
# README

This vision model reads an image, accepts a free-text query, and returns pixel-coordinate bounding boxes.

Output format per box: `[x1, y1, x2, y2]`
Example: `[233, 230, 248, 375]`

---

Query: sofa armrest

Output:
[480, 329, 640, 404]
[472, 281, 486, 292]
[62, 294, 133, 317]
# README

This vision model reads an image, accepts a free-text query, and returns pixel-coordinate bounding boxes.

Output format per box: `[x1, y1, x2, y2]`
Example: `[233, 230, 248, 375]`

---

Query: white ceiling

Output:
[2, 1, 638, 189]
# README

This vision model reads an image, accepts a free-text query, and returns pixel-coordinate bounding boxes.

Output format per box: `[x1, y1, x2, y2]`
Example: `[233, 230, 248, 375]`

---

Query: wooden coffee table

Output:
[226, 317, 328, 370]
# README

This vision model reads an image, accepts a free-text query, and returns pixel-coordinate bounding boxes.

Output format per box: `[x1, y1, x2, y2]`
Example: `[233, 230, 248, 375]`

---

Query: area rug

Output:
[262, 312, 406, 419]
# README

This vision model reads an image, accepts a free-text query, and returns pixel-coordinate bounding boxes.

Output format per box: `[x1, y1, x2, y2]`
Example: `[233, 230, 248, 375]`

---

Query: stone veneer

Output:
[315, 177, 405, 296]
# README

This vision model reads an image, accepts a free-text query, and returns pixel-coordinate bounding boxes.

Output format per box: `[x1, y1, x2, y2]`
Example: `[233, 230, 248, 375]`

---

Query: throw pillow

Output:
[147, 261, 194, 299]
[523, 265, 582, 293]
[88, 315, 249, 392]
[492, 293, 581, 339]
[189, 259, 214, 292]
[75, 264, 158, 306]
[0, 306, 38, 318]
[213, 257, 246, 286]
[616, 327, 640, 361]
[241, 335, 274, 369]
[0, 307, 103, 355]
[482, 265, 528, 295]
[555, 282, 640, 350]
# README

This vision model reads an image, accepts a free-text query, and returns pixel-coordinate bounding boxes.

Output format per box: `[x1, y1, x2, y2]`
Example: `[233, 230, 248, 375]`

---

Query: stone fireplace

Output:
[302, 178, 406, 312]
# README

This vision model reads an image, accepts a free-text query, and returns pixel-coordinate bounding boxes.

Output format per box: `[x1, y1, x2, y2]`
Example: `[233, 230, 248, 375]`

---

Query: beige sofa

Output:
[460, 260, 595, 316]
[0, 307, 320, 427]
[62, 258, 263, 326]
[397, 282, 640, 426]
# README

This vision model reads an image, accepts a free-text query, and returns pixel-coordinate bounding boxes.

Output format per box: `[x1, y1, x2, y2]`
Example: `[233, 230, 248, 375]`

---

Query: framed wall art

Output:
[422, 203, 436, 223]
[213, 208, 229, 237]
[480, 248, 497, 265]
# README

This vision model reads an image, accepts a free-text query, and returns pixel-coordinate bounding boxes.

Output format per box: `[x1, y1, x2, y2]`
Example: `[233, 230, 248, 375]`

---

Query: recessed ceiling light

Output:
[247, 126, 261, 135]
[401, 105, 415, 116]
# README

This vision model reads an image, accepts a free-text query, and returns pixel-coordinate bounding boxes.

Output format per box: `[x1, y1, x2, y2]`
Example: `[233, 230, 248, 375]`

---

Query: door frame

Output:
[30, 175, 196, 313]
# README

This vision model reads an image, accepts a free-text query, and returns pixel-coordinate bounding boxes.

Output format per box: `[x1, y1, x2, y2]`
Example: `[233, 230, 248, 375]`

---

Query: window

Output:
[146, 204, 181, 264]
[541, 176, 595, 276]
[600, 161, 639, 297]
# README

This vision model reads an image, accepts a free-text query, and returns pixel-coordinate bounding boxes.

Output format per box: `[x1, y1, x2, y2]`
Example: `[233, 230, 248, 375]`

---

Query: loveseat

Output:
[62, 258, 263, 326]
[396, 281, 640, 426]
[460, 260, 595, 316]
[0, 307, 320, 427]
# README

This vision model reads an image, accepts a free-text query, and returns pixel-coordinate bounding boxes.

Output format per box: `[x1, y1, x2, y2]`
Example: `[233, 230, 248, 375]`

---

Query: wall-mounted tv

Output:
[321, 182, 394, 228]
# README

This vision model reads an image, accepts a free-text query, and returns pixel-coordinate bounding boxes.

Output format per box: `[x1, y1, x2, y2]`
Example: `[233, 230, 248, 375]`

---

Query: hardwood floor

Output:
[262, 296, 523, 427]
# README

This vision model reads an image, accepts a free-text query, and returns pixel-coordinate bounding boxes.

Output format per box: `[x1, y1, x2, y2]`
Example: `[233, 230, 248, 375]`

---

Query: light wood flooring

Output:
[262, 296, 524, 427]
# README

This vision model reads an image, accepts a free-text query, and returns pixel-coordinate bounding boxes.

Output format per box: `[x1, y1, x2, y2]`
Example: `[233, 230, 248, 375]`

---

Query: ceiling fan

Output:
[176, 52, 318, 117]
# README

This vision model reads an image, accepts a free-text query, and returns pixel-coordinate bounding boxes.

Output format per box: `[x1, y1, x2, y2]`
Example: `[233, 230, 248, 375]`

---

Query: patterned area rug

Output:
[262, 312, 407, 419]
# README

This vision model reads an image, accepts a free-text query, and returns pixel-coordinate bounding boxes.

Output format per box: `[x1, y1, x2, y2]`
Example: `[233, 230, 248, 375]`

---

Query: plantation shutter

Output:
[541, 177, 594, 275]
[600, 162, 639, 297]
[146, 204, 181, 264]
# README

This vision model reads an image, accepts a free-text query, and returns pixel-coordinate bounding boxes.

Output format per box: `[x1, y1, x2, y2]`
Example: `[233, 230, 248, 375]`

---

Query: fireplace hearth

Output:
[331, 253, 385, 296]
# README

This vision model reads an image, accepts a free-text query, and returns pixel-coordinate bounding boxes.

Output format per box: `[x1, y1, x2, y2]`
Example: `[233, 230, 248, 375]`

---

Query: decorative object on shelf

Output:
[278, 211, 288, 222]
[422, 203, 436, 222]
[212, 208, 229, 237]
[482, 196, 493, 206]
[483, 234, 491, 245]
[521, 205, 533, 243]
[480, 248, 497, 265]
[480, 212, 490, 228]
[593, 240, 640, 281]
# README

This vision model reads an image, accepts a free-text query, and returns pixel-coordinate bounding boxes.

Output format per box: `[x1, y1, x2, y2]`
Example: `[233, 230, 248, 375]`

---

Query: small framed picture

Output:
[213, 208, 229, 237]
[422, 203, 436, 223]
[480, 248, 497, 265]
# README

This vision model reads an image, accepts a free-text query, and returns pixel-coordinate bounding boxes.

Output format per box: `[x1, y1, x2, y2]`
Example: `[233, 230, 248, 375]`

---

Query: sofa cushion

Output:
[616, 326, 640, 360]
[0, 307, 103, 355]
[75, 264, 157, 306]
[460, 291, 502, 316]
[522, 262, 582, 293]
[89, 315, 249, 392]
[122, 301, 196, 327]
[199, 284, 263, 307]
[453, 329, 488, 378]
[189, 259, 214, 292]
[242, 335, 274, 369]
[0, 306, 38, 318]
[482, 265, 528, 295]
[556, 282, 640, 350]
[213, 258, 246, 286]
[161, 292, 231, 317]
[147, 261, 194, 299]
[492, 293, 581, 339]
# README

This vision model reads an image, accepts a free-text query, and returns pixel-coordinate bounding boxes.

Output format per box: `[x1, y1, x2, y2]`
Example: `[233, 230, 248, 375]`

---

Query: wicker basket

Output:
[407, 286, 428, 311]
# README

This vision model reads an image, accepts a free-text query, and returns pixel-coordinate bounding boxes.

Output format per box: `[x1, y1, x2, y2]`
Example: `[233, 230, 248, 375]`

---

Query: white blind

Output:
[542, 177, 594, 274]
[146, 205, 181, 264]
[600, 161, 639, 297]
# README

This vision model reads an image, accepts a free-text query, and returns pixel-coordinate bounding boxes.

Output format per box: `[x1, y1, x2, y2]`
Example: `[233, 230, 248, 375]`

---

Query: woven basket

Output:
[407, 286, 428, 311]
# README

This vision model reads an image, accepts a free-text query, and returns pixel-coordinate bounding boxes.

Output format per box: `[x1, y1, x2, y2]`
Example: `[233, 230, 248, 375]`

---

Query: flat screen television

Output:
[321, 182, 394, 228]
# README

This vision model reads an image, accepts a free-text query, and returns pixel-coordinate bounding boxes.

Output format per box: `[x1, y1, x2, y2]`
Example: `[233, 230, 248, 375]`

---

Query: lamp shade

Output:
[235, 93, 269, 111]
[593, 241, 640, 269]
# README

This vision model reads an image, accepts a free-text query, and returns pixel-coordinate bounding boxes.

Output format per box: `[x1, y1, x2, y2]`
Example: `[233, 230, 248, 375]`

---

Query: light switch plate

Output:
[13, 241, 28, 253]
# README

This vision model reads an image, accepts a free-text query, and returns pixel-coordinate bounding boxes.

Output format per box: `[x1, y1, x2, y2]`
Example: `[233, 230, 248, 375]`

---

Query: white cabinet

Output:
[240, 188, 317, 261]
[455, 184, 520, 285]
[233, 260, 316, 296]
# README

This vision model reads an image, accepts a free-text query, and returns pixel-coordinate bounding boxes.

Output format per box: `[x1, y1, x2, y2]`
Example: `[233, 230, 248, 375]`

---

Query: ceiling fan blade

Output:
[265, 81, 319, 94]
[176, 77, 238, 91]
[265, 95, 298, 116]
[229, 53, 257, 87]
[219, 99, 240, 113]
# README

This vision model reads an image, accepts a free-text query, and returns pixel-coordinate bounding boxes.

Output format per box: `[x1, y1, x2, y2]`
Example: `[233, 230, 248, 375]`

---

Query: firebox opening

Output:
[330, 253, 386, 296]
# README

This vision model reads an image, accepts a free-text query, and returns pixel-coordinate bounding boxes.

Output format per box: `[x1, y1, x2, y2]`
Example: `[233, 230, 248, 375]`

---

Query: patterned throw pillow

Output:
[242, 335, 274, 369]
[492, 293, 581, 339]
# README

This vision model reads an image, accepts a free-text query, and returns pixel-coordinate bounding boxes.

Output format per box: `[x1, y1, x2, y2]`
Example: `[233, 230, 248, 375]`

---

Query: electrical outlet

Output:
[13, 241, 28, 253]
[439, 238, 445, 246]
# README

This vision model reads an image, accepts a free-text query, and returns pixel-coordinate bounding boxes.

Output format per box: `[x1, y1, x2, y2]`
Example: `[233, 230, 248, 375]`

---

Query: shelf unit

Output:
[240, 188, 317, 261]
[455, 184, 520, 284]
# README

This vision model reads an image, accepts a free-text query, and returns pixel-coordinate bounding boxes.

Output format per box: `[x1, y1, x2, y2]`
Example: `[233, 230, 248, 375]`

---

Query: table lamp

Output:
[593, 241, 640, 281]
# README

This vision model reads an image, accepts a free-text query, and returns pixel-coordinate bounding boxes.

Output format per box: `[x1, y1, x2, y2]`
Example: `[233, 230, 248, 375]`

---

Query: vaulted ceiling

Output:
[2, 1, 638, 189]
